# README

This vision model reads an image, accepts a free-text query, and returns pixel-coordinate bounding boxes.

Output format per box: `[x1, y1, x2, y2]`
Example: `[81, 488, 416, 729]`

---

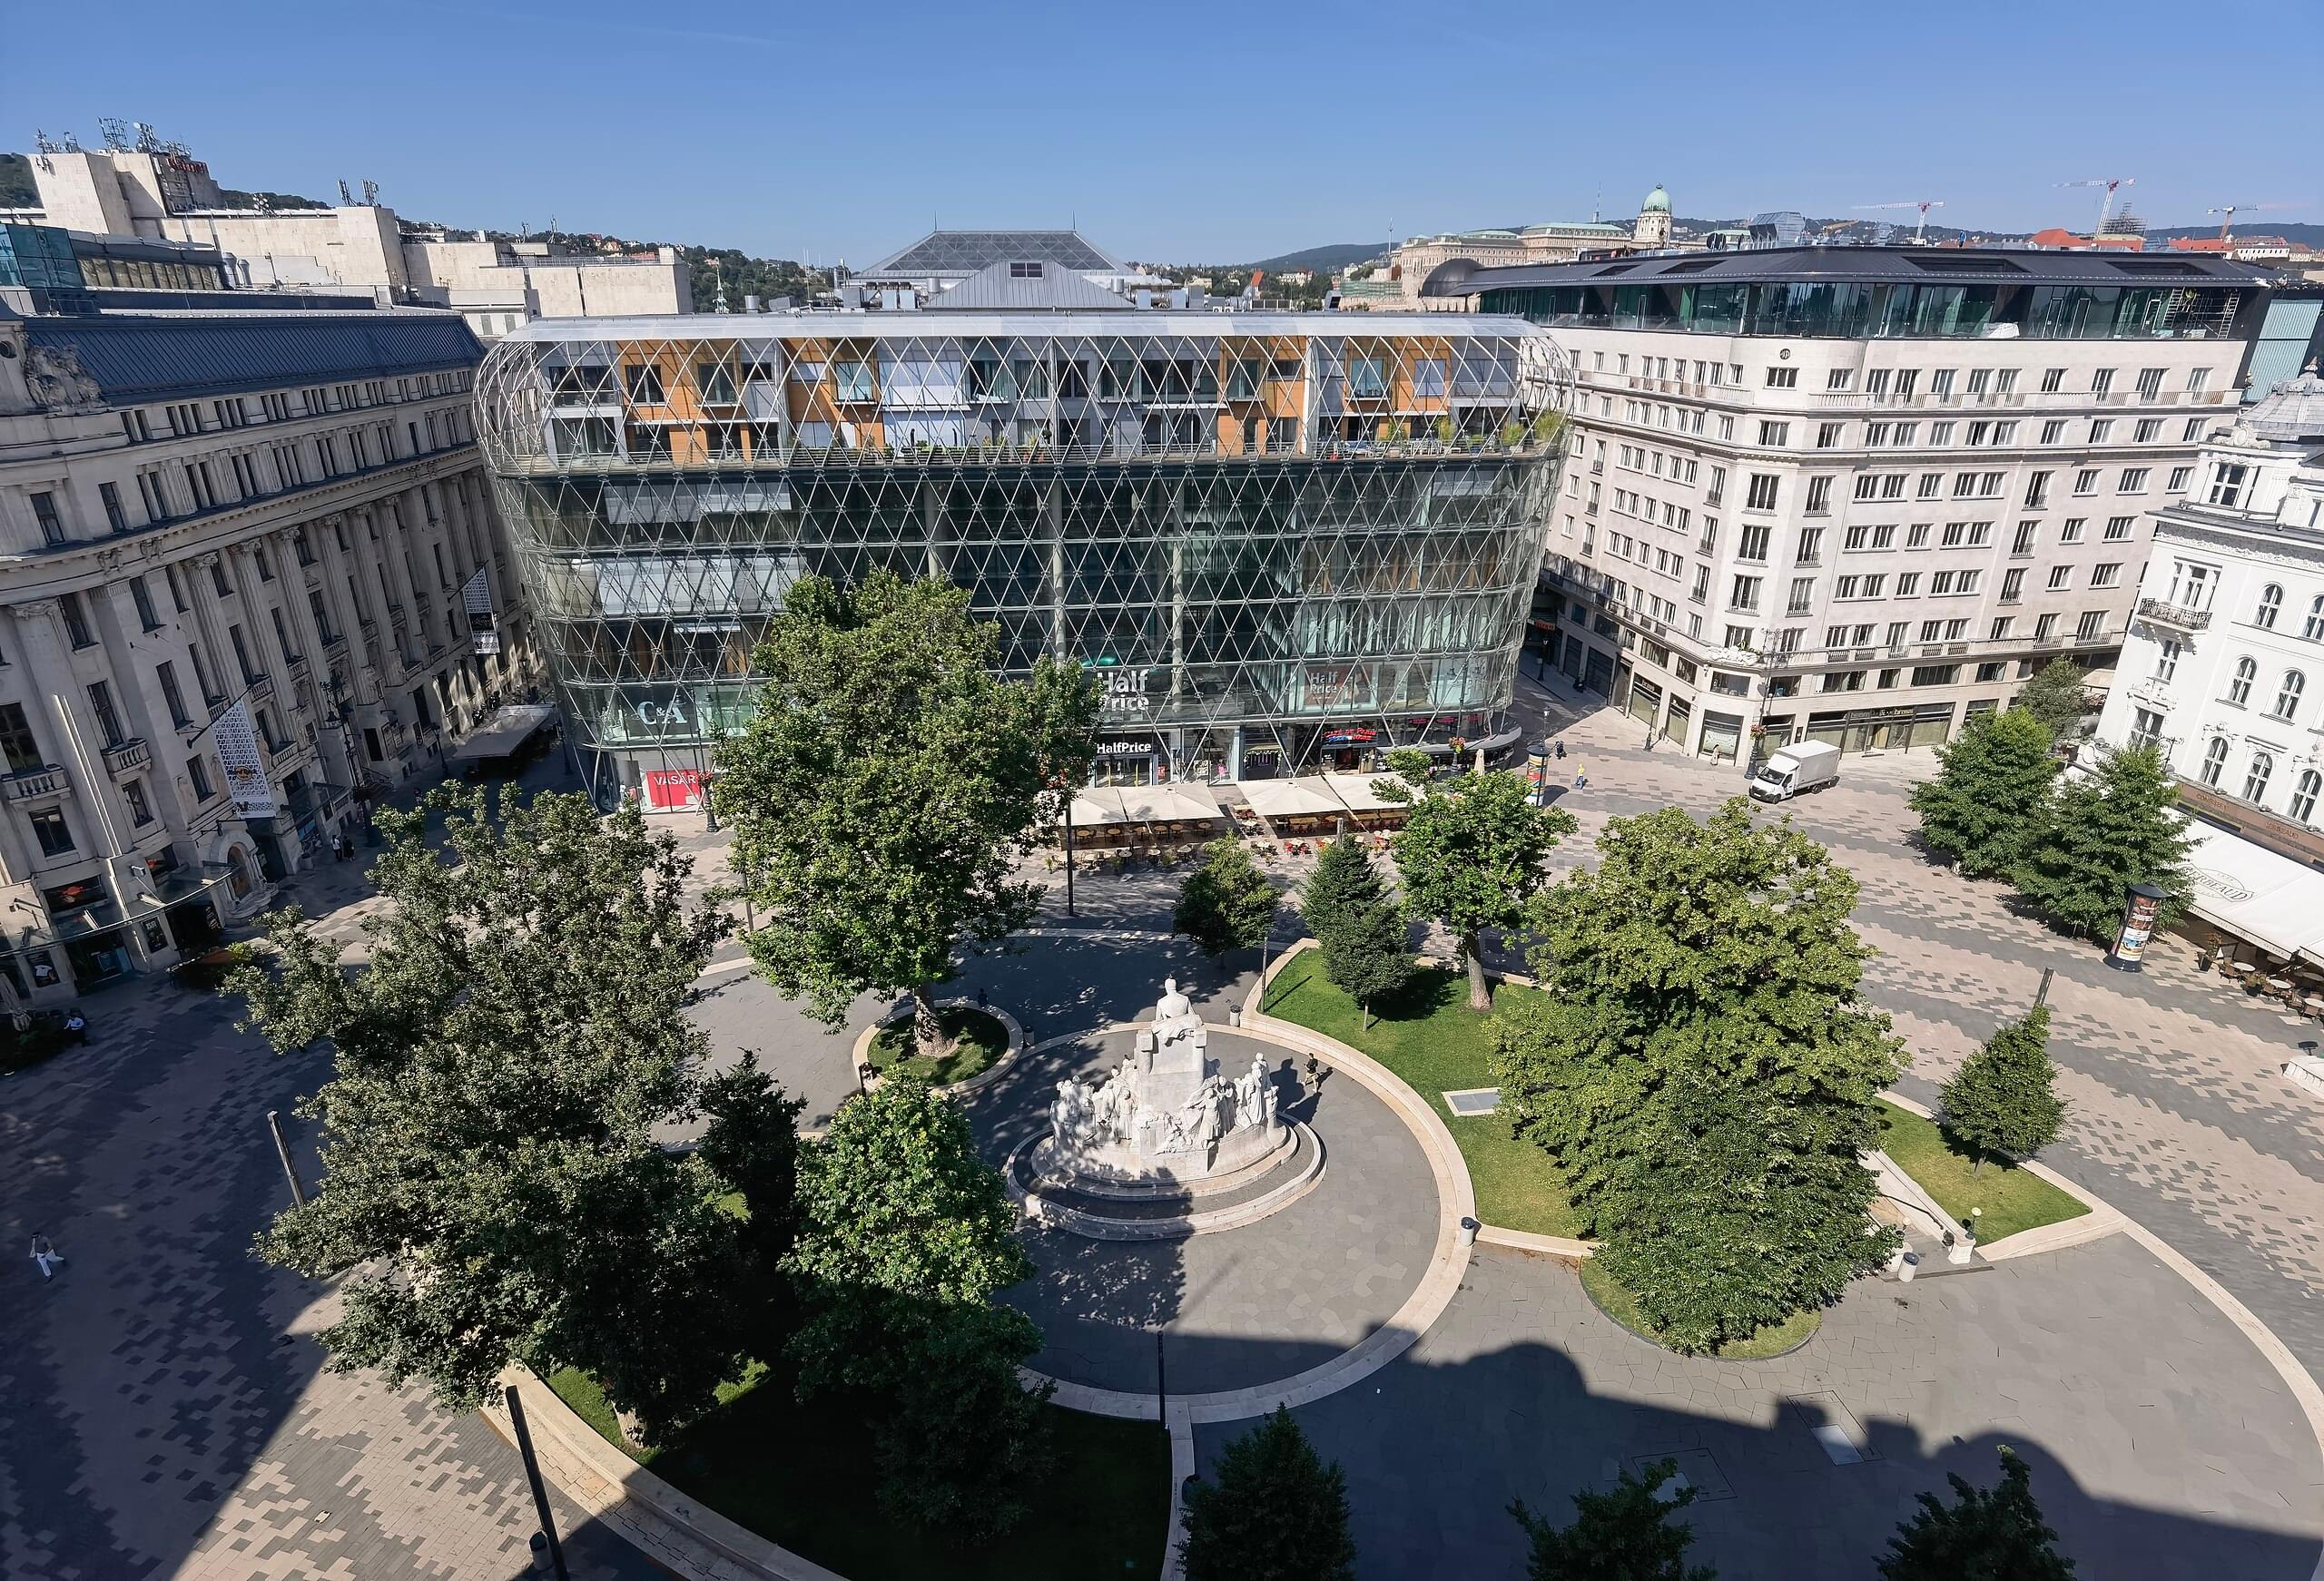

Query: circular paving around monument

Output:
[962, 1023, 1442, 1400]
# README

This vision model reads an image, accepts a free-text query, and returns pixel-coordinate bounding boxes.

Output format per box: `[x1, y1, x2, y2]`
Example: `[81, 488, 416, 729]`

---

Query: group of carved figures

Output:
[1051, 1052, 1277, 1162]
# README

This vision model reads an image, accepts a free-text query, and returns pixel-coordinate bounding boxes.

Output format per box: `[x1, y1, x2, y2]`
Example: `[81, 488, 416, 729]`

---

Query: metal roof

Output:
[22, 310, 483, 404]
[502, 309, 1545, 343]
[862, 229, 1128, 278]
[932, 258, 1133, 311]
[1423, 243, 2274, 297]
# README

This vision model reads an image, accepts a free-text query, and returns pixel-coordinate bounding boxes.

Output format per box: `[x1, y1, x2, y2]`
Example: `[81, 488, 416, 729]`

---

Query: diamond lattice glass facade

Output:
[473, 311, 1570, 797]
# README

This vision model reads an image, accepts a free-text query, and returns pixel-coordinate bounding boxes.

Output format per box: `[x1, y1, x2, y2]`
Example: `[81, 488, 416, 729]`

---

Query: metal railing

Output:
[2135, 596, 2212, 631]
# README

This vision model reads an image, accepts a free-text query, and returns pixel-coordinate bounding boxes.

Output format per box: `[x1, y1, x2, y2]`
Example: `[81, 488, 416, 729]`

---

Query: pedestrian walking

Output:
[1573, 771, 1589, 790]
[1553, 739, 1566, 760]
[30, 1231, 63, 1279]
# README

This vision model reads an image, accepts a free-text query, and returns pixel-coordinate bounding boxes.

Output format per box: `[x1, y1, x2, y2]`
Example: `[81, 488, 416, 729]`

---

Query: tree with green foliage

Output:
[1511, 1458, 1715, 1581]
[2011, 744, 2193, 940]
[1381, 746, 1434, 788]
[2015, 658, 2092, 739]
[1180, 1406, 1359, 1581]
[1385, 770, 1575, 1010]
[1176, 836, 1281, 960]
[231, 787, 793, 1441]
[1300, 832, 1377, 942]
[714, 571, 1097, 1061]
[1493, 801, 1904, 1351]
[1323, 899, 1415, 1029]
[785, 1077, 1050, 1534]
[1908, 709, 2061, 878]
[1941, 1007, 2065, 1174]
[1878, 1447, 2075, 1580]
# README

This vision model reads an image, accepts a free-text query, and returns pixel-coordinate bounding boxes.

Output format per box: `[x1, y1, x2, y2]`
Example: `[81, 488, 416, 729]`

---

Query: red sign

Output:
[645, 769, 705, 810]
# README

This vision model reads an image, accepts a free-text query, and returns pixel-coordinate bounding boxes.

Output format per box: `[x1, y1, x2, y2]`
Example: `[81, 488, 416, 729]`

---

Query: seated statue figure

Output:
[1153, 977, 1201, 1041]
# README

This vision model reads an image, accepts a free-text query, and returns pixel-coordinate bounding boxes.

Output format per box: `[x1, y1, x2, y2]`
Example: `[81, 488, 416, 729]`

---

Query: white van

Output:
[1748, 740, 1841, 801]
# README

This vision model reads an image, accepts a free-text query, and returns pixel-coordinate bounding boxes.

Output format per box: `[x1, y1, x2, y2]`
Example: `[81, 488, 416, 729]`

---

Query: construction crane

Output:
[2206, 202, 2301, 243]
[2059, 177, 2135, 235]
[1855, 200, 1945, 243]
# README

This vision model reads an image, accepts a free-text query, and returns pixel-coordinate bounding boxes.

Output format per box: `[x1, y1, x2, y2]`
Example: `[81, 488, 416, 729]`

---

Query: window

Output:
[2201, 737, 2229, 786]
[2244, 751, 2274, 804]
[2091, 564, 2121, 589]
[2102, 516, 2133, 541]
[2306, 595, 2324, 641]
[99, 481, 128, 534]
[2155, 638, 2180, 682]
[2292, 771, 2321, 824]
[2073, 468, 2100, 496]
[2118, 467, 2150, 493]
[0, 702, 41, 771]
[2024, 471, 2052, 508]
[1757, 420, 1790, 447]
[2167, 466, 2192, 493]
[2001, 568, 2025, 602]
[1738, 523, 1771, 561]
[1729, 575, 1761, 612]
[123, 779, 153, 827]
[2092, 368, 2115, 397]
[1911, 664, 1959, 686]
[2034, 614, 2059, 639]
[2060, 517, 2086, 545]
[1803, 476, 1832, 515]
[1940, 521, 1991, 548]
[2047, 565, 2072, 590]
[59, 590, 94, 648]
[1906, 524, 1932, 548]
[1896, 572, 1923, 596]
[1787, 576, 1816, 614]
[624, 364, 665, 403]
[2129, 707, 2165, 751]
[2012, 521, 2037, 555]
[2040, 419, 2066, 445]
[130, 575, 160, 632]
[2273, 671, 2305, 722]
[1765, 366, 1797, 388]
[1918, 473, 1943, 500]
[2208, 463, 2249, 508]
[1724, 626, 1755, 651]
[1932, 421, 1956, 446]
[1746, 474, 1779, 511]
[157, 661, 190, 728]
[1976, 661, 2007, 682]
[1991, 616, 2014, 640]
[2255, 584, 2283, 629]
[2227, 656, 2256, 706]
[85, 681, 124, 746]
[188, 755, 215, 802]
[1816, 422, 1844, 448]
[27, 806, 74, 857]
[211, 559, 232, 598]
[1796, 526, 1824, 563]
[2136, 368, 2164, 400]
[30, 490, 67, 546]
[2134, 418, 2162, 443]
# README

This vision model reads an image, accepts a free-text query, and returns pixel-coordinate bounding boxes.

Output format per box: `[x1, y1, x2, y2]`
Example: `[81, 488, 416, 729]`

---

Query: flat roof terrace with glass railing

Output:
[1426, 244, 2274, 341]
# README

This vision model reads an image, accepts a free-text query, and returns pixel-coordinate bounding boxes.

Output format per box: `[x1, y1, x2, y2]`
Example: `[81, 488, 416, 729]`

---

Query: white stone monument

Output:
[1049, 977, 1281, 1185]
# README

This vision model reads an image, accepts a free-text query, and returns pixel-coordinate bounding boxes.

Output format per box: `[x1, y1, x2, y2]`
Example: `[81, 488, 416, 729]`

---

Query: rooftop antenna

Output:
[361, 179, 379, 207]
[2058, 176, 2134, 234]
[133, 122, 162, 152]
[337, 179, 355, 207]
[97, 117, 132, 152]
[1855, 199, 1945, 243]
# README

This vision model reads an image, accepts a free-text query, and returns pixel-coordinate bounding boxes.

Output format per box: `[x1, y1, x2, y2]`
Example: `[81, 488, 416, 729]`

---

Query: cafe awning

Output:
[1239, 778, 1346, 821]
[1115, 784, 1225, 825]
[1321, 772, 1406, 813]
[448, 703, 556, 766]
[2179, 818, 2324, 966]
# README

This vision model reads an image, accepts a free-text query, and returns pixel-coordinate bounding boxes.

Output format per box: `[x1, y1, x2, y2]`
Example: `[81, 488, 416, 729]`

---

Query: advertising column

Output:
[2104, 881, 2167, 973]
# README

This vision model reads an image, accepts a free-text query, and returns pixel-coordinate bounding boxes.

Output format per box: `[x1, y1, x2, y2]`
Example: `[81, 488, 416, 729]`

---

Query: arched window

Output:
[2292, 770, 2322, 825]
[2201, 737, 2230, 786]
[2274, 670, 2307, 721]
[2256, 584, 2284, 629]
[2243, 750, 2274, 803]
[2306, 594, 2324, 642]
[2227, 655, 2256, 706]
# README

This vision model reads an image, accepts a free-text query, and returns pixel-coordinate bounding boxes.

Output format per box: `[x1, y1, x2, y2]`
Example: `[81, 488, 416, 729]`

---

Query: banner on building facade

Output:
[464, 569, 500, 655]
[212, 702, 277, 817]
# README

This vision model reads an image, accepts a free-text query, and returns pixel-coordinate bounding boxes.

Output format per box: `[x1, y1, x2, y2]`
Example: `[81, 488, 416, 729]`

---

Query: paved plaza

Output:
[967, 1026, 1437, 1397]
[4, 683, 2321, 1580]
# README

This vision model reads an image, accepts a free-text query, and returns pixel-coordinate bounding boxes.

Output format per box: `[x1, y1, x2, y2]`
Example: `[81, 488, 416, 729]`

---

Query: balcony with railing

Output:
[2135, 596, 2211, 632]
[101, 739, 151, 777]
[2, 765, 71, 802]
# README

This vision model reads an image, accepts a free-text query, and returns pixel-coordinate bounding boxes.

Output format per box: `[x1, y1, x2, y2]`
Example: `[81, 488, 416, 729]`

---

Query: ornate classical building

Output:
[0, 303, 532, 1000]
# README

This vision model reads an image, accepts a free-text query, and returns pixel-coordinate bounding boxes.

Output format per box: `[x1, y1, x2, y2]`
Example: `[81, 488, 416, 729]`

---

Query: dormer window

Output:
[1009, 260, 1044, 280]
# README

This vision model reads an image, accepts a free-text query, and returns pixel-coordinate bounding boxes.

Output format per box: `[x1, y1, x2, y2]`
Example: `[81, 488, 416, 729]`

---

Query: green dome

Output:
[1641, 185, 1671, 214]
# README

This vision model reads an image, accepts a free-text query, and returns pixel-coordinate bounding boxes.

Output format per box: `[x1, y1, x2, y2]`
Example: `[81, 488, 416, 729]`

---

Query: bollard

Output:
[1228, 1008, 1242, 1027]
[530, 1533, 553, 1576]
[1459, 1215, 1480, 1247]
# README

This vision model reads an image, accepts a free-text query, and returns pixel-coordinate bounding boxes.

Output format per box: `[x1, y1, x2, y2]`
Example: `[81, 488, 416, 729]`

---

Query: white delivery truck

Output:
[1748, 739, 1841, 801]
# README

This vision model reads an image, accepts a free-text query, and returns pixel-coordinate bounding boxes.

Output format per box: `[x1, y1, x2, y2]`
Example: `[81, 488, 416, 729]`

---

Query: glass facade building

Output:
[474, 310, 1570, 799]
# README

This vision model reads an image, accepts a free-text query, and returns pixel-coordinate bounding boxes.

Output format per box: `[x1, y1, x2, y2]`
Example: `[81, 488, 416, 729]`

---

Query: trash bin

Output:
[1459, 1215, 1480, 1247]
[1898, 1251, 1919, 1283]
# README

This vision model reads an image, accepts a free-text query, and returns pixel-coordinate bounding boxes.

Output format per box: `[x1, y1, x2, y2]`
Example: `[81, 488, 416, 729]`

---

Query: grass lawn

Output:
[865, 1005, 1010, 1087]
[1577, 1257, 1822, 1360]
[1263, 950, 1581, 1238]
[1876, 1099, 2090, 1244]
[548, 1364, 1167, 1581]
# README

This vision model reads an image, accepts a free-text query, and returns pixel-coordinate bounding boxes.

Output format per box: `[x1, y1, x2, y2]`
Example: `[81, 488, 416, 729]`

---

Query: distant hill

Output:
[1245, 241, 1387, 274]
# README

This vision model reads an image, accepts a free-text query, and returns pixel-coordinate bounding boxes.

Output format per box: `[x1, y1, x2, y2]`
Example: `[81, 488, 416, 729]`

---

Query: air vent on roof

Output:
[1590, 262, 1641, 276]
[1905, 254, 2025, 274]
[2106, 258, 2202, 275]
[1659, 259, 1721, 275]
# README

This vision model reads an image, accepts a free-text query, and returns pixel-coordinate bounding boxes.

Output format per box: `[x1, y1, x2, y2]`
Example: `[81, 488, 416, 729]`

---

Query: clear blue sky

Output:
[5, 0, 2316, 264]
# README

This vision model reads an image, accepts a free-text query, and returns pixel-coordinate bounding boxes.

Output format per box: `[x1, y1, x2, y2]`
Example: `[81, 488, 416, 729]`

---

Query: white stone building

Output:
[2094, 371, 2324, 863]
[0, 302, 535, 1000]
[1427, 245, 2274, 763]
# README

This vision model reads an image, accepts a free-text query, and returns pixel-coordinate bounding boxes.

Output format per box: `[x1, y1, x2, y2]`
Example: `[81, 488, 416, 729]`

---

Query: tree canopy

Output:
[2015, 658, 2092, 739]
[1511, 1458, 1715, 1581]
[1180, 1407, 1359, 1581]
[1303, 835, 1413, 1025]
[1940, 1007, 2065, 1173]
[1176, 837, 1281, 959]
[1908, 708, 2060, 879]
[1878, 1448, 2075, 1580]
[2010, 744, 2192, 940]
[714, 570, 1097, 1057]
[231, 787, 793, 1439]
[1387, 769, 1574, 1009]
[1494, 801, 1904, 1350]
